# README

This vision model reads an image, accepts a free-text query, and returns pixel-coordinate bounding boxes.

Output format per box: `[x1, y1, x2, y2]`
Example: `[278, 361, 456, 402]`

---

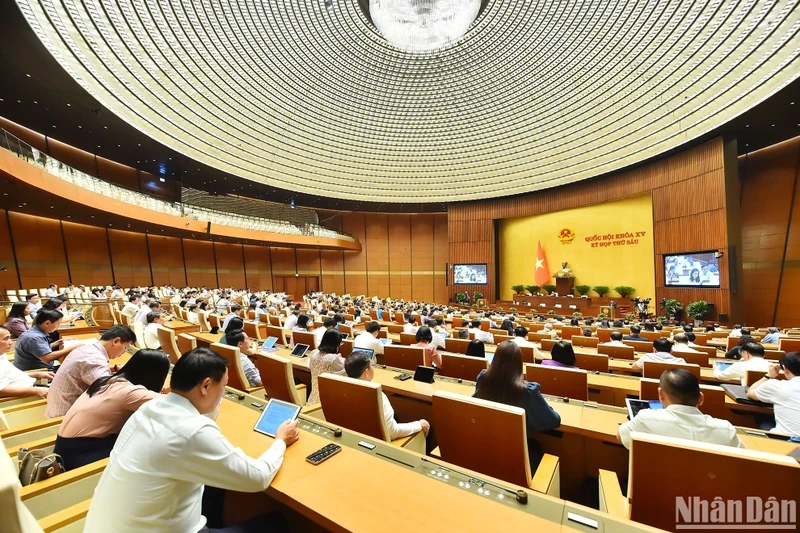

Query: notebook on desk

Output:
[721, 384, 773, 407]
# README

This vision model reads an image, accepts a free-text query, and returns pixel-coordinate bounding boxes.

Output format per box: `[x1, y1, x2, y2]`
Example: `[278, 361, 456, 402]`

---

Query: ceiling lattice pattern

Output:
[15, 0, 800, 202]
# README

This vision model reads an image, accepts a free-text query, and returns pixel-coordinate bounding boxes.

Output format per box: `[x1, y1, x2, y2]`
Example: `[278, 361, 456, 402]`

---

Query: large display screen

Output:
[453, 264, 488, 284]
[664, 251, 720, 288]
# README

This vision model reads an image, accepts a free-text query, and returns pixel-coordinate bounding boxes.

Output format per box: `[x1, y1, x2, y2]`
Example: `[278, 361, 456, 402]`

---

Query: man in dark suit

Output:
[623, 325, 647, 341]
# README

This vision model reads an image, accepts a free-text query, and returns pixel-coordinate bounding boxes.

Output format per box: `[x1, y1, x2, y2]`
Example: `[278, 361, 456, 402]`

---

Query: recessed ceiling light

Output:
[25, 73, 31, 78]
[66, 103, 71, 107]
[745, 124, 749, 128]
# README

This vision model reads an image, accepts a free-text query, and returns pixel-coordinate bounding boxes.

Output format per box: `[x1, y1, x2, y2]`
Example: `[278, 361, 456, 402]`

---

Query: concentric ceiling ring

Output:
[15, 0, 800, 203]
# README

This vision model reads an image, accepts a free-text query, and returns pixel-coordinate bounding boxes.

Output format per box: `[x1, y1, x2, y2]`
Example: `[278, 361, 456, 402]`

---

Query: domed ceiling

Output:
[14, 0, 800, 203]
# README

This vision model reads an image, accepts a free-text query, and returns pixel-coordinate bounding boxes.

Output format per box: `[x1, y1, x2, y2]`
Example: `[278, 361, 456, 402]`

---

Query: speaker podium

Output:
[555, 277, 574, 296]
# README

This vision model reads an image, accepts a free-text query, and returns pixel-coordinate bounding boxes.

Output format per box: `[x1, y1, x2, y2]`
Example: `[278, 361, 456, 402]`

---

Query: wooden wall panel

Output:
[243, 245, 272, 291]
[0, 210, 21, 293]
[270, 247, 296, 277]
[96, 157, 139, 191]
[147, 235, 187, 286]
[342, 213, 368, 296]
[739, 138, 799, 326]
[182, 239, 216, 287]
[8, 211, 69, 289]
[775, 148, 800, 326]
[433, 213, 449, 304]
[296, 248, 321, 277]
[388, 214, 411, 300]
[45, 138, 97, 178]
[107, 229, 151, 288]
[320, 250, 345, 295]
[61, 222, 112, 286]
[214, 242, 246, 289]
[366, 214, 390, 298]
[448, 137, 739, 322]
[0, 117, 48, 152]
[411, 214, 434, 302]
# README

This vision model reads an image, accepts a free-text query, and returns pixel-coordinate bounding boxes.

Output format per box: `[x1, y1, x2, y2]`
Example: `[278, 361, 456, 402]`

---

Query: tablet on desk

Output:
[379, 338, 393, 346]
[260, 337, 278, 351]
[714, 361, 733, 371]
[253, 398, 301, 438]
[290, 343, 309, 357]
[626, 398, 663, 420]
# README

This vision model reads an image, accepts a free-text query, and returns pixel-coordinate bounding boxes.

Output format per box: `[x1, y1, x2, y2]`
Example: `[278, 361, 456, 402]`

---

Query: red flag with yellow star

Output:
[534, 241, 550, 286]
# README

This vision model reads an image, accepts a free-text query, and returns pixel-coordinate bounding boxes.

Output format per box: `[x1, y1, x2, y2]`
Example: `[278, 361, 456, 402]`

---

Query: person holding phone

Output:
[84, 348, 300, 533]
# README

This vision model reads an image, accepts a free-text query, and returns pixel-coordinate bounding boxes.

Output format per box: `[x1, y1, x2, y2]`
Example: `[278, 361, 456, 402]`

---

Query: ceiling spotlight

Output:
[159, 177, 166, 183]
[324, 0, 333, 8]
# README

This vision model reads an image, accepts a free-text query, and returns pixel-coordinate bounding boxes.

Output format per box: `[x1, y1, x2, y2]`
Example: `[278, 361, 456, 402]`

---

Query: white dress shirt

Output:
[713, 357, 770, 386]
[313, 326, 328, 348]
[671, 343, 702, 354]
[354, 331, 384, 355]
[753, 376, 800, 436]
[468, 328, 494, 344]
[84, 393, 285, 533]
[121, 302, 139, 321]
[284, 315, 298, 330]
[221, 313, 238, 331]
[728, 329, 742, 338]
[144, 323, 161, 349]
[381, 391, 421, 440]
[618, 404, 743, 450]
[511, 336, 535, 348]
[0, 354, 35, 391]
[632, 352, 686, 372]
[45, 288, 58, 297]
[603, 340, 628, 347]
[403, 323, 419, 335]
[134, 305, 151, 326]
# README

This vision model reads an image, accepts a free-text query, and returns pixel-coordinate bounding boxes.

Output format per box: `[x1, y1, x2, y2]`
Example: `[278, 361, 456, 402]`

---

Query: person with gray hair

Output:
[761, 327, 783, 345]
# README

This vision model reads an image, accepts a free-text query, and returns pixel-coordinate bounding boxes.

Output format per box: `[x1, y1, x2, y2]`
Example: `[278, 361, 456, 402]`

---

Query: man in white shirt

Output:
[713, 342, 770, 385]
[134, 300, 160, 326]
[403, 316, 419, 335]
[430, 319, 448, 350]
[284, 311, 299, 331]
[84, 348, 299, 533]
[468, 319, 494, 344]
[603, 331, 628, 347]
[632, 338, 686, 373]
[0, 326, 53, 399]
[144, 312, 167, 349]
[728, 324, 743, 338]
[618, 368, 743, 449]
[345, 351, 429, 440]
[748, 353, 800, 436]
[216, 295, 231, 314]
[44, 283, 58, 298]
[121, 294, 141, 322]
[314, 318, 336, 348]
[222, 305, 242, 331]
[671, 333, 702, 354]
[354, 321, 386, 355]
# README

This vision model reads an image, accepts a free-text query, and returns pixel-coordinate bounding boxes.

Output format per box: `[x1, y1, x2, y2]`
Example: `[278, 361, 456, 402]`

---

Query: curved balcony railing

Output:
[0, 127, 357, 243]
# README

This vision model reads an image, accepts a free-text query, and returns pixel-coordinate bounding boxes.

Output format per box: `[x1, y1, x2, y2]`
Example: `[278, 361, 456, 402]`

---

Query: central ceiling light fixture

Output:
[369, 0, 481, 54]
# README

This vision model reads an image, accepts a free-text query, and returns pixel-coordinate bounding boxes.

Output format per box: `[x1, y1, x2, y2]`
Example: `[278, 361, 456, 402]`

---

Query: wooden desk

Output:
[57, 319, 100, 336]
[5, 333, 101, 363]
[217, 393, 570, 532]
[164, 320, 200, 335]
[707, 338, 779, 350]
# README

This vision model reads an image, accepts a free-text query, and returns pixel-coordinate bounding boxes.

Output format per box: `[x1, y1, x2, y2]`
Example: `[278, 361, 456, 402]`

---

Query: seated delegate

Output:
[473, 341, 561, 469]
[13, 309, 80, 371]
[618, 368, 743, 449]
[84, 348, 300, 533]
[0, 326, 53, 398]
[747, 352, 800, 436]
[54, 349, 170, 470]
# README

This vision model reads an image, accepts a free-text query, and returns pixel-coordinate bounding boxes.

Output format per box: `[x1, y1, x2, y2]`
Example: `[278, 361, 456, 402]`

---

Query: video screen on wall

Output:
[453, 264, 488, 285]
[664, 251, 720, 288]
